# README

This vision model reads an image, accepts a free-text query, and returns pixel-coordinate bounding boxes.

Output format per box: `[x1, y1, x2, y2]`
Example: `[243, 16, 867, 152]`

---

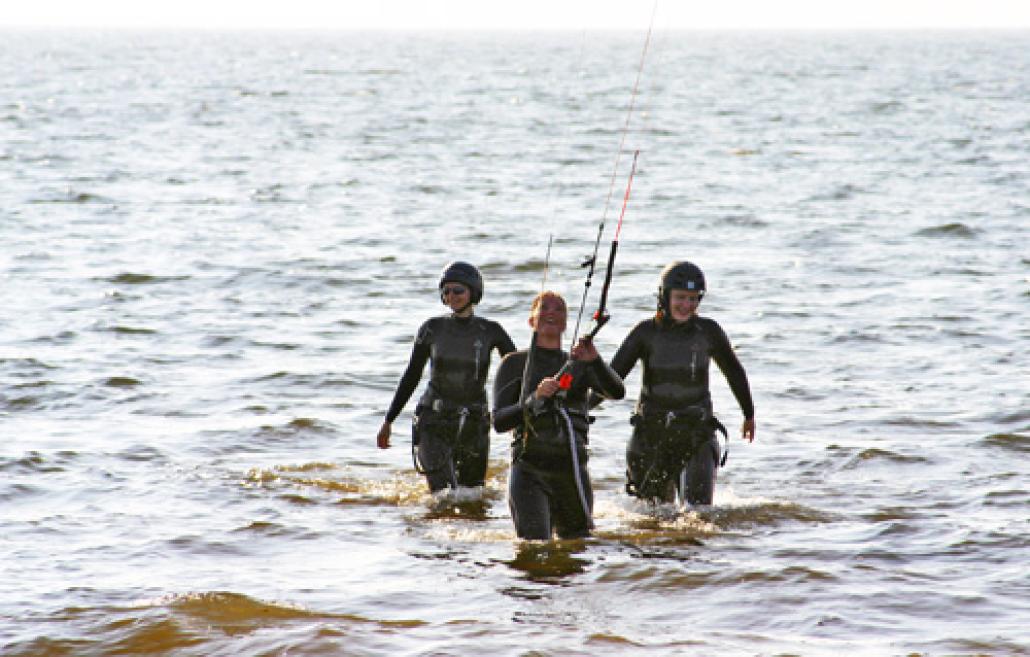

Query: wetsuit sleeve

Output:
[609, 321, 647, 379]
[384, 323, 432, 423]
[491, 352, 526, 433]
[587, 357, 625, 401]
[494, 322, 517, 357]
[707, 320, 755, 420]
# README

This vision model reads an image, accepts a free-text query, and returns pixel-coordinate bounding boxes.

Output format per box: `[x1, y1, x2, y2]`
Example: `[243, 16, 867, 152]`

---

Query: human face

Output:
[668, 288, 702, 322]
[529, 294, 567, 341]
[441, 282, 470, 312]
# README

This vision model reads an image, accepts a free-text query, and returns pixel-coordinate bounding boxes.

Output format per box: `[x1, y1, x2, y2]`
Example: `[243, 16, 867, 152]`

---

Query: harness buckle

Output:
[456, 406, 470, 437]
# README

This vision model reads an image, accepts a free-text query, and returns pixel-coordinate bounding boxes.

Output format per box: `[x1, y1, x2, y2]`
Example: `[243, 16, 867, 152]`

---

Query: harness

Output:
[514, 400, 595, 529]
[411, 399, 487, 488]
[625, 405, 729, 500]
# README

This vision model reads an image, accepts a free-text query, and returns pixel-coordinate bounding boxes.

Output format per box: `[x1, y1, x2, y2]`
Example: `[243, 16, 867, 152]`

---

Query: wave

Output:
[911, 638, 1030, 656]
[253, 417, 338, 439]
[243, 458, 509, 514]
[104, 325, 158, 335]
[981, 432, 1029, 453]
[113, 444, 167, 463]
[104, 376, 142, 387]
[829, 330, 888, 344]
[511, 258, 550, 273]
[772, 386, 829, 401]
[591, 497, 831, 546]
[720, 213, 768, 228]
[1, 393, 46, 411]
[870, 100, 905, 113]
[246, 371, 334, 385]
[720, 565, 839, 585]
[166, 591, 337, 623]
[4, 591, 425, 657]
[914, 222, 980, 238]
[0, 482, 43, 503]
[250, 184, 302, 203]
[244, 463, 425, 507]
[844, 447, 931, 467]
[984, 488, 1030, 509]
[706, 500, 836, 526]
[988, 409, 1030, 425]
[28, 330, 79, 345]
[104, 273, 191, 285]
[862, 506, 922, 522]
[27, 190, 115, 204]
[0, 376, 84, 411]
[807, 183, 865, 202]
[229, 520, 318, 538]
[881, 417, 962, 429]
[0, 450, 73, 474]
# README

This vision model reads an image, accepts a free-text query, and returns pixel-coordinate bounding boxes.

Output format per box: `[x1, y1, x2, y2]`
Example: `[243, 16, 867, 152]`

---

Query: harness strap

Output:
[625, 412, 730, 499]
[559, 405, 594, 530]
[411, 405, 480, 484]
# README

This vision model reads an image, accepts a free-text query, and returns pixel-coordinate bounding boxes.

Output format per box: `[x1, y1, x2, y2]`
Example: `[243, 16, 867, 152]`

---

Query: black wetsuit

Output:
[611, 315, 754, 505]
[493, 346, 624, 540]
[386, 314, 516, 491]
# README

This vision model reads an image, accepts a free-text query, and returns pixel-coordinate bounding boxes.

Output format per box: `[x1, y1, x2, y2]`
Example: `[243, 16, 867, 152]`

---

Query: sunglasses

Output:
[441, 286, 468, 296]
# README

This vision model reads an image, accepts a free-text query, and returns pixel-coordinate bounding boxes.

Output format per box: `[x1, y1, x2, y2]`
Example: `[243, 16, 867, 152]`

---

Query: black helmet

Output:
[658, 261, 705, 311]
[439, 261, 483, 304]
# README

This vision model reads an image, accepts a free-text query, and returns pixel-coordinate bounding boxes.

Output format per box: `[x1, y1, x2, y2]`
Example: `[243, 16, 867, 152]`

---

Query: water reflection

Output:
[504, 541, 591, 582]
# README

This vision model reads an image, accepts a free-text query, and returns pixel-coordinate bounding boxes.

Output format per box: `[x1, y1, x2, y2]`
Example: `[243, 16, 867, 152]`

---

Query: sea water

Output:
[1, 29, 1028, 656]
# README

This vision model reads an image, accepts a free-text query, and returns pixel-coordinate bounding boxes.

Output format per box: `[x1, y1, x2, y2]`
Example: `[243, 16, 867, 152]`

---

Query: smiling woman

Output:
[4, 0, 1030, 29]
[491, 290, 625, 540]
[376, 261, 515, 493]
[609, 261, 756, 507]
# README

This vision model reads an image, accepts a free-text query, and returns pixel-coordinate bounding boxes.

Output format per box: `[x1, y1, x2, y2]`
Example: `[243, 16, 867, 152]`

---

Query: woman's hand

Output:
[535, 376, 561, 399]
[570, 336, 598, 362]
[741, 418, 755, 443]
[376, 421, 392, 449]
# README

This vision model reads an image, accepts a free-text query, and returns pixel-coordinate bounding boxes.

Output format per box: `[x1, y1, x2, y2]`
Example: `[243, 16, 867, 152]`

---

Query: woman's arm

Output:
[708, 321, 754, 420]
[495, 322, 517, 358]
[588, 357, 625, 401]
[491, 352, 526, 433]
[377, 326, 432, 449]
[384, 326, 432, 423]
[609, 321, 647, 379]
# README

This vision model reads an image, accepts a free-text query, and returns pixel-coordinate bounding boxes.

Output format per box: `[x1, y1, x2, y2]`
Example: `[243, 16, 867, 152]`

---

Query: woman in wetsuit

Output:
[610, 261, 755, 506]
[376, 261, 516, 492]
[492, 291, 625, 540]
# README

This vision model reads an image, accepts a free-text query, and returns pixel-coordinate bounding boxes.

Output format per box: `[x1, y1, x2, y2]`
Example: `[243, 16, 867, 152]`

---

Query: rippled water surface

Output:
[2, 29, 1028, 656]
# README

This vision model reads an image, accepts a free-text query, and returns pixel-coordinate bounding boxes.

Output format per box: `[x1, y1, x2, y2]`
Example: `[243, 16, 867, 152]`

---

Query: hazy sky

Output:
[3, 0, 1029, 30]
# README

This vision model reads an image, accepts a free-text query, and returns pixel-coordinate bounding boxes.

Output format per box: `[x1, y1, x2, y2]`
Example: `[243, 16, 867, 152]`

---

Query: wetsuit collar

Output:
[667, 315, 698, 331]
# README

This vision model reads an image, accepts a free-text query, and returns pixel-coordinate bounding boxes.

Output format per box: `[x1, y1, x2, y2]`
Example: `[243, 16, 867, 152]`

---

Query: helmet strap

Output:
[442, 295, 474, 315]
